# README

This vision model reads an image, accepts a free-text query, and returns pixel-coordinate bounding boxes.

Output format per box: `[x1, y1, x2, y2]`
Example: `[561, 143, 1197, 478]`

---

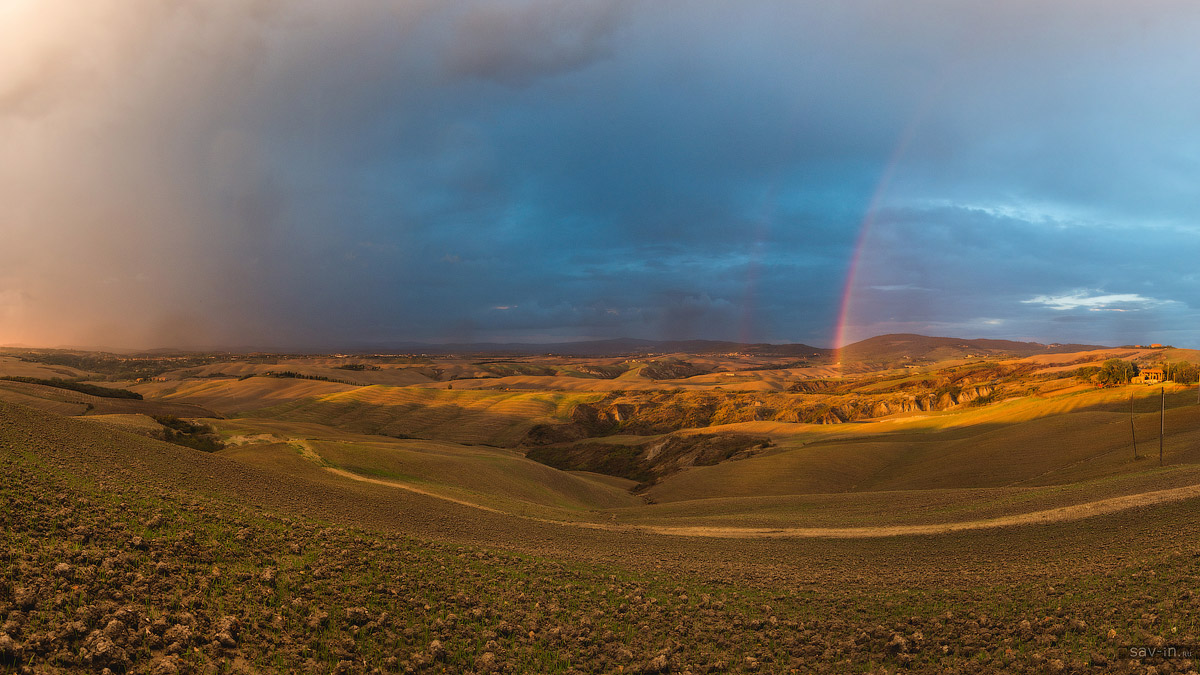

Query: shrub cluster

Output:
[150, 415, 225, 452]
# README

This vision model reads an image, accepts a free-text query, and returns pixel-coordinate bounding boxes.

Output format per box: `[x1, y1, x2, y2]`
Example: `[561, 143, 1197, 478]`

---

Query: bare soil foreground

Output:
[6, 404, 1200, 675]
[5, 343, 1200, 673]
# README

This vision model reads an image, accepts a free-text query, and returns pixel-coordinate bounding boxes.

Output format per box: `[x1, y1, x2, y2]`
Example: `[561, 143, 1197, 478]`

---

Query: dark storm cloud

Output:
[2, 0, 1199, 348]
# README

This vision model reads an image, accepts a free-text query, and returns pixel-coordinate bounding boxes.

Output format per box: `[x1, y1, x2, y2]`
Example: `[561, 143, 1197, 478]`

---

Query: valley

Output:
[4, 336, 1200, 673]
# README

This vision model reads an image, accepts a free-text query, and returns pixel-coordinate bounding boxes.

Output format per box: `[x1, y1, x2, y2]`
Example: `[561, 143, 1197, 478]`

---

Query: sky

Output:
[2, 0, 1200, 350]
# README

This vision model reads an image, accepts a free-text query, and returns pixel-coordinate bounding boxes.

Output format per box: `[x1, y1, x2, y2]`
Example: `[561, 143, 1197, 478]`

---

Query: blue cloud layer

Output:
[2, 0, 1199, 348]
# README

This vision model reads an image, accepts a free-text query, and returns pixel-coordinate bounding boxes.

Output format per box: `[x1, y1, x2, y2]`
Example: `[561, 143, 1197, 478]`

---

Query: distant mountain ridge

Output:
[6, 334, 1112, 361]
[360, 333, 1109, 361]
[371, 338, 826, 357]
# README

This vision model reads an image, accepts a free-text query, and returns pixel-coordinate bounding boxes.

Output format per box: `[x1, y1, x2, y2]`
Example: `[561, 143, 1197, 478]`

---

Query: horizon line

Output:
[0, 332, 1152, 355]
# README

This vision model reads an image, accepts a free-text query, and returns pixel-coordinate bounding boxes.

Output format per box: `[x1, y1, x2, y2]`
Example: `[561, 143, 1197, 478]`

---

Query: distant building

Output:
[1135, 368, 1165, 384]
[1150, 344, 1165, 349]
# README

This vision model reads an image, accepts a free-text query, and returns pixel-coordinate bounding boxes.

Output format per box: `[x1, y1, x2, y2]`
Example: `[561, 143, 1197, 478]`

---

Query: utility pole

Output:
[1160, 385, 1165, 467]
[1131, 390, 1138, 460]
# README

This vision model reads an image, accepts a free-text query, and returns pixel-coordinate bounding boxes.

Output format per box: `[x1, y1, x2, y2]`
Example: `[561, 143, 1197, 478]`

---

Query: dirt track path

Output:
[324, 465, 1200, 539]
[324, 467, 510, 515]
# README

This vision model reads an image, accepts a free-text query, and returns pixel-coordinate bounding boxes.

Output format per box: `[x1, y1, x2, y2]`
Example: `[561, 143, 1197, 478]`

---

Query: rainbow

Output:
[831, 126, 912, 359]
[832, 76, 946, 366]
[736, 75, 946, 358]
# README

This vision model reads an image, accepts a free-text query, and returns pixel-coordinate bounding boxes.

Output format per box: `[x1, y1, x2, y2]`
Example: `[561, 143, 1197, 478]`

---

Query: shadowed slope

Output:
[0, 379, 217, 418]
[245, 387, 605, 446]
[646, 404, 1200, 503]
[217, 433, 640, 517]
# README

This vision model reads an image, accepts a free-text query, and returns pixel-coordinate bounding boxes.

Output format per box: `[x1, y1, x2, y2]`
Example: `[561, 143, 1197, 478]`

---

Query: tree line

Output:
[1074, 359, 1200, 386]
[0, 376, 143, 399]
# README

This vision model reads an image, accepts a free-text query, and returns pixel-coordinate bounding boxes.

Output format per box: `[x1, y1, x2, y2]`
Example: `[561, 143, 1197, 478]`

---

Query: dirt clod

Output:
[344, 607, 371, 626]
[429, 638, 446, 660]
[150, 656, 180, 675]
[0, 633, 21, 665]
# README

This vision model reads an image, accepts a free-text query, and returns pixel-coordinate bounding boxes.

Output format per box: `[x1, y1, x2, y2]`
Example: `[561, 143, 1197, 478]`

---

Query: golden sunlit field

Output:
[5, 340, 1200, 673]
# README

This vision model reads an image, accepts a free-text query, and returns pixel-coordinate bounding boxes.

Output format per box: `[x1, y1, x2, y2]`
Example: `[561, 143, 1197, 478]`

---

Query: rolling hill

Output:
[5, 339, 1200, 673]
[835, 333, 1109, 363]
